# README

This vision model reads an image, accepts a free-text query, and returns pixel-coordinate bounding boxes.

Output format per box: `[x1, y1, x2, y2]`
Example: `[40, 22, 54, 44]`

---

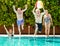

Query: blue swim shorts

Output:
[17, 19, 24, 26]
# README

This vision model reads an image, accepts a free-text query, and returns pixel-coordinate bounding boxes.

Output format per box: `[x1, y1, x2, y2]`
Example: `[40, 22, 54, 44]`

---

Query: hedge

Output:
[0, 0, 60, 26]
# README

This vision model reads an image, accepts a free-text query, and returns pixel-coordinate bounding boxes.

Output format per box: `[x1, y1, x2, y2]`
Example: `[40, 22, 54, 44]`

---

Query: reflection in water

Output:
[34, 37, 38, 46]
[6, 37, 14, 46]
[17, 37, 20, 46]
[2, 36, 60, 46]
[28, 37, 31, 46]
[44, 37, 56, 46]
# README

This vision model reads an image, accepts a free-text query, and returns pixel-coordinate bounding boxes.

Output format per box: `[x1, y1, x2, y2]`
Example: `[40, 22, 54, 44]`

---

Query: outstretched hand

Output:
[25, 4, 27, 8]
[12, 24, 14, 27]
[13, 5, 15, 8]
[4, 25, 5, 27]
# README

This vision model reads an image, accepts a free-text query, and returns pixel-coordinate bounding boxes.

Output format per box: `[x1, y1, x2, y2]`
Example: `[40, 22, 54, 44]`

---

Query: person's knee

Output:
[48, 26, 50, 29]
[21, 23, 24, 25]
[35, 24, 38, 28]
[18, 26, 20, 29]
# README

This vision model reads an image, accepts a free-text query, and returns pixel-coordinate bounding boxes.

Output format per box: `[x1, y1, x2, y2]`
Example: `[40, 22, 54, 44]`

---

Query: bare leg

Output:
[18, 26, 21, 35]
[45, 23, 48, 35]
[21, 23, 24, 30]
[12, 24, 14, 35]
[53, 26, 55, 36]
[34, 24, 38, 35]
[45, 26, 47, 35]
[28, 26, 30, 35]
[47, 23, 50, 36]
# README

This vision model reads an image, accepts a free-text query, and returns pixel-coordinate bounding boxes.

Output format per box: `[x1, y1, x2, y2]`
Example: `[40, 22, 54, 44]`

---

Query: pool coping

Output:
[0, 34, 60, 37]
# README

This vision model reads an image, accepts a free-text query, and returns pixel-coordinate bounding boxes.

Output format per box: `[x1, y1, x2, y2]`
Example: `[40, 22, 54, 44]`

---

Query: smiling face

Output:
[36, 9, 40, 15]
[17, 8, 21, 13]
[9, 29, 12, 34]
[45, 10, 48, 16]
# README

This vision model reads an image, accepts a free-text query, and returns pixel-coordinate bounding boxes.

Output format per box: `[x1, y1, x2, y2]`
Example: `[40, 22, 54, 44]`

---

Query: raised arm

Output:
[22, 5, 27, 12]
[13, 5, 17, 13]
[41, 8, 45, 15]
[12, 24, 14, 35]
[32, 7, 36, 15]
[4, 25, 9, 35]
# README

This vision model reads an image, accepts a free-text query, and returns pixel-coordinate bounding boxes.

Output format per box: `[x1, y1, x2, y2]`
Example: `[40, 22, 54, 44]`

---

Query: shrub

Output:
[0, 0, 60, 26]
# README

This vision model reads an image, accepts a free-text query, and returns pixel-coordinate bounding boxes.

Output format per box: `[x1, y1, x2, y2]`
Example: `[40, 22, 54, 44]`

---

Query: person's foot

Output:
[38, 31, 41, 33]
[19, 32, 21, 35]
[34, 31, 37, 35]
[22, 28, 24, 31]
[34, 33, 37, 35]
[47, 34, 49, 37]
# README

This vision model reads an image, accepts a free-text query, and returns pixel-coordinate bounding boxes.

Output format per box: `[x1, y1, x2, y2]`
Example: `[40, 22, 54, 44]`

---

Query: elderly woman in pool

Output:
[4, 24, 14, 37]
[43, 10, 53, 36]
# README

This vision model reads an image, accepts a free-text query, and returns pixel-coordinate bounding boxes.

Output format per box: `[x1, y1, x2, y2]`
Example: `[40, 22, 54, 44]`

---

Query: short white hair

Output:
[17, 8, 21, 10]
[45, 10, 48, 12]
[36, 9, 40, 12]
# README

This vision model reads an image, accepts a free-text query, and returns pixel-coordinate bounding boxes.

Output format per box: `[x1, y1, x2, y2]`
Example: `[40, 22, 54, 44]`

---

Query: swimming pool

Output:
[0, 35, 60, 46]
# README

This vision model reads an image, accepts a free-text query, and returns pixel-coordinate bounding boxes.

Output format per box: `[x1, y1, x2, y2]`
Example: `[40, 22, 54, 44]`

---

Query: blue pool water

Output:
[0, 36, 60, 46]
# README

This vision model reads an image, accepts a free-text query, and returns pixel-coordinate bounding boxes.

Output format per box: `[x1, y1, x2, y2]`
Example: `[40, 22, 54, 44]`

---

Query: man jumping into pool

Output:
[32, 7, 45, 35]
[4, 24, 14, 37]
[13, 5, 27, 35]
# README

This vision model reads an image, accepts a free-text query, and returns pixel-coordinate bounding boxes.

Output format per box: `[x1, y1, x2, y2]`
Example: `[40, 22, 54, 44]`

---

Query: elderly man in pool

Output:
[4, 24, 14, 37]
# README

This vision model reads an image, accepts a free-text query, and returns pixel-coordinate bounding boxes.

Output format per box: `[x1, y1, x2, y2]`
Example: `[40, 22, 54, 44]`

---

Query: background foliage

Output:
[0, 0, 60, 26]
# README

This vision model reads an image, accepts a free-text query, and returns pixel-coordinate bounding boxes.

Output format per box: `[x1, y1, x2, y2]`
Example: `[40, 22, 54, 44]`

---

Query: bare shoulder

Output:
[49, 14, 51, 15]
[22, 10, 24, 12]
[43, 15, 46, 18]
[49, 14, 51, 16]
[49, 14, 52, 18]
